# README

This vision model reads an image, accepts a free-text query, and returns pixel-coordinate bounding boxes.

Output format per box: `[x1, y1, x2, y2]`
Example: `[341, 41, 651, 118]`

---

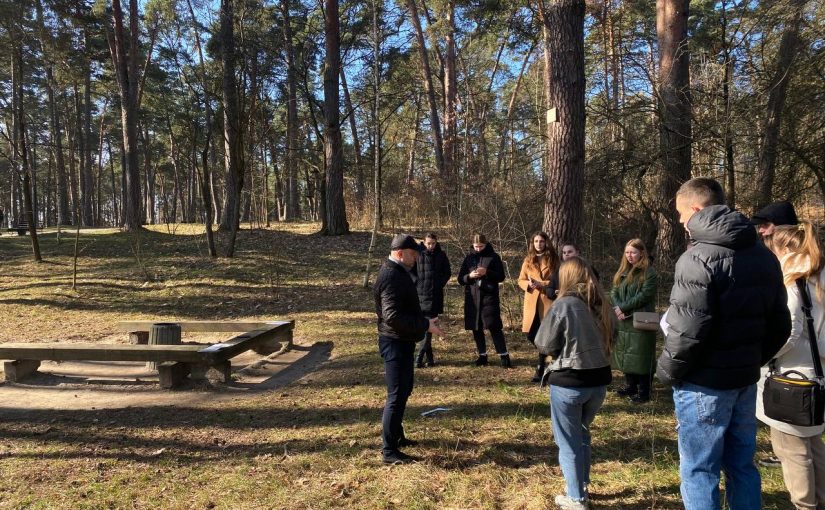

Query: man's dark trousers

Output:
[379, 336, 415, 455]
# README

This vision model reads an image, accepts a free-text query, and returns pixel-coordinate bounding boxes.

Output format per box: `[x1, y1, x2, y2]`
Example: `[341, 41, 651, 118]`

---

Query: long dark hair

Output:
[523, 231, 559, 272]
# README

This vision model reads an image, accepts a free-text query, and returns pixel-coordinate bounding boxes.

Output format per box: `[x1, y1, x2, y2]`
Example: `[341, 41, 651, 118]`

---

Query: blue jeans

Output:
[379, 336, 416, 455]
[673, 382, 760, 510]
[550, 385, 607, 501]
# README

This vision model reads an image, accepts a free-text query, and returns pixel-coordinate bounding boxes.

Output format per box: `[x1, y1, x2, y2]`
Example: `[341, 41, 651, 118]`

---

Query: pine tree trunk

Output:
[322, 0, 349, 235]
[721, 0, 735, 208]
[655, 0, 692, 265]
[340, 68, 364, 208]
[373, 0, 382, 228]
[407, 94, 421, 184]
[755, 0, 807, 209]
[184, 0, 217, 256]
[539, 0, 586, 252]
[13, 41, 42, 261]
[219, 0, 244, 256]
[35, 0, 70, 226]
[443, 0, 457, 187]
[405, 0, 446, 181]
[282, 0, 301, 220]
[110, 0, 143, 231]
[82, 32, 95, 227]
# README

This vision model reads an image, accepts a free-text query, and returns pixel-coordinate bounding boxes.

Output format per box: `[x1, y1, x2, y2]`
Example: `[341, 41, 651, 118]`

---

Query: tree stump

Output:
[147, 323, 181, 370]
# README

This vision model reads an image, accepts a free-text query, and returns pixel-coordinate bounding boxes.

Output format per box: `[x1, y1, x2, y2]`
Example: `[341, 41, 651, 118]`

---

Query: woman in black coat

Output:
[415, 233, 452, 367]
[458, 233, 511, 367]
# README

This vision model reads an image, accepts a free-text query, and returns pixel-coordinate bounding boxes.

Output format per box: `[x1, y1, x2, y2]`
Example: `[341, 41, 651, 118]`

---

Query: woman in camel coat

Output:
[518, 231, 559, 382]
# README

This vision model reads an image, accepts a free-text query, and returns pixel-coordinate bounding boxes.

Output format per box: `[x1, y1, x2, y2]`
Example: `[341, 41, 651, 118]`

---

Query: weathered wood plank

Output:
[115, 320, 294, 333]
[204, 325, 293, 359]
[0, 344, 209, 363]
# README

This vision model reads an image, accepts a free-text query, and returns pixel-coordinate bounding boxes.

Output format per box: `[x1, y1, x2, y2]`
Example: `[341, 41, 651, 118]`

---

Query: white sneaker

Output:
[554, 494, 589, 510]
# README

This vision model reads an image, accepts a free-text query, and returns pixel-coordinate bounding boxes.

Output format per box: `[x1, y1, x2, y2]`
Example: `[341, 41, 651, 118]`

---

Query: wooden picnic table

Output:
[0, 320, 294, 389]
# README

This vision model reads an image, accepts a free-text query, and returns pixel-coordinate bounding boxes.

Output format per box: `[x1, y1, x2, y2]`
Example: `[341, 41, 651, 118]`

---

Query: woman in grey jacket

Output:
[535, 257, 615, 510]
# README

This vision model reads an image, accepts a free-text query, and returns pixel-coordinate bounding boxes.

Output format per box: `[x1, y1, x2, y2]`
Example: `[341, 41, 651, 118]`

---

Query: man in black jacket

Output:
[656, 178, 791, 509]
[415, 233, 451, 368]
[374, 234, 443, 464]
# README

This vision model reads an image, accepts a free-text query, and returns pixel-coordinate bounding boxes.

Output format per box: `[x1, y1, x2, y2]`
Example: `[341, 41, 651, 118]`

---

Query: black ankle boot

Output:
[616, 385, 638, 397]
[474, 354, 488, 366]
[531, 364, 545, 383]
[500, 354, 512, 368]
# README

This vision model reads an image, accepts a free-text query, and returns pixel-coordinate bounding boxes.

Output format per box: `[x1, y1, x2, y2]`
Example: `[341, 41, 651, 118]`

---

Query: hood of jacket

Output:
[687, 204, 757, 250]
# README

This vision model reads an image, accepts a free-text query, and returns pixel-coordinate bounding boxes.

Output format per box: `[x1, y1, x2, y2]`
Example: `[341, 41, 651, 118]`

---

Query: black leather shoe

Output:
[474, 355, 488, 366]
[616, 385, 637, 397]
[398, 437, 419, 447]
[630, 394, 650, 404]
[382, 450, 418, 465]
[416, 361, 425, 369]
[531, 365, 544, 383]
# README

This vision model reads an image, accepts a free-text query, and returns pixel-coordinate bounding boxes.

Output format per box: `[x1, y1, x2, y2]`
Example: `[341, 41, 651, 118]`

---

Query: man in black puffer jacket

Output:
[374, 234, 443, 465]
[656, 178, 791, 510]
[415, 233, 451, 368]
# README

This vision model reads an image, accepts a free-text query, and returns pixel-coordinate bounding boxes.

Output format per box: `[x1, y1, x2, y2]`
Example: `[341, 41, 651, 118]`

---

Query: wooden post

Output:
[158, 361, 190, 389]
[129, 331, 149, 344]
[189, 361, 231, 384]
[147, 323, 181, 369]
[3, 360, 41, 382]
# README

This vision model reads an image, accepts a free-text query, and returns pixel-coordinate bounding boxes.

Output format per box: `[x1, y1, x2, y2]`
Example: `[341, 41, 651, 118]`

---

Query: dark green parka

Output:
[610, 266, 658, 374]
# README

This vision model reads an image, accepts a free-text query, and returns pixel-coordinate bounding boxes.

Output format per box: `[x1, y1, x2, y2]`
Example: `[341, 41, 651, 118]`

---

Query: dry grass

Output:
[0, 223, 792, 509]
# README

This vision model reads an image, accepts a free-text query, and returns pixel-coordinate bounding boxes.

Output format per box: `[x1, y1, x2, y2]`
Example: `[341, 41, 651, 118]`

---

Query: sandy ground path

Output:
[0, 341, 332, 414]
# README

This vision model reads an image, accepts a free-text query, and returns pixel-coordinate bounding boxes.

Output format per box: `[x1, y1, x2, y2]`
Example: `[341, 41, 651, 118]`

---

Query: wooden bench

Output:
[0, 320, 294, 389]
[7, 222, 29, 236]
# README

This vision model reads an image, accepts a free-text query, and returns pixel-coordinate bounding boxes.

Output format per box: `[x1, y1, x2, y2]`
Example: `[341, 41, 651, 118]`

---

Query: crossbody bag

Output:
[762, 279, 825, 427]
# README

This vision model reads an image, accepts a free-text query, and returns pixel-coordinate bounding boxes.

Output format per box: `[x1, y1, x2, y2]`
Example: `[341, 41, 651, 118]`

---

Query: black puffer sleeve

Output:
[656, 253, 715, 385]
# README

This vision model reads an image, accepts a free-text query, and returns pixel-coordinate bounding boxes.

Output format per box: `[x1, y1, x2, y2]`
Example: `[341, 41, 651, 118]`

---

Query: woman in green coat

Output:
[610, 238, 658, 403]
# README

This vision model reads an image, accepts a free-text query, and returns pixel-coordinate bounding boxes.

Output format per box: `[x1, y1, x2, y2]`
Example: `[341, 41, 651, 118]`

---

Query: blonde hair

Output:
[523, 231, 559, 272]
[612, 238, 651, 287]
[557, 257, 614, 353]
[768, 221, 825, 299]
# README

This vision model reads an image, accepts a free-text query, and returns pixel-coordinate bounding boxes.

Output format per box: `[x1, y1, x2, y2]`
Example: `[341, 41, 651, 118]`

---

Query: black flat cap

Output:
[751, 201, 798, 226]
[390, 234, 418, 250]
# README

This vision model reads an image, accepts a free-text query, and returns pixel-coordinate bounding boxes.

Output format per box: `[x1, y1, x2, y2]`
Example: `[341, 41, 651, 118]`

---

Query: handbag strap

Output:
[794, 279, 824, 380]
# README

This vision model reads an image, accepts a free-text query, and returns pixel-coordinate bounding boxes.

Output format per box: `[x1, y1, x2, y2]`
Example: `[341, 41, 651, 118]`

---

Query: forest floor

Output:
[0, 223, 792, 509]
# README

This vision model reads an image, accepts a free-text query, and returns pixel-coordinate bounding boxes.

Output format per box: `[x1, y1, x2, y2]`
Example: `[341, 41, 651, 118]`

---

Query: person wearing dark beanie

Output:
[751, 201, 798, 238]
